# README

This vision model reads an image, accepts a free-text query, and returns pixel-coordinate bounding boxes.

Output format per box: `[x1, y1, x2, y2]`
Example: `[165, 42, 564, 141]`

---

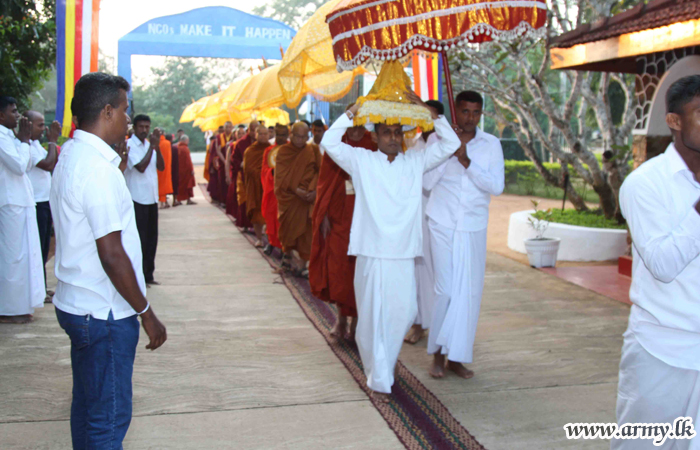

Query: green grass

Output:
[542, 209, 626, 229]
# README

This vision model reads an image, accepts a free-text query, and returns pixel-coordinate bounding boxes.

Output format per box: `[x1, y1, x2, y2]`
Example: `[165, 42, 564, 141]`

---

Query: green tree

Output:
[0, 0, 56, 109]
[132, 58, 214, 152]
[252, 0, 324, 29]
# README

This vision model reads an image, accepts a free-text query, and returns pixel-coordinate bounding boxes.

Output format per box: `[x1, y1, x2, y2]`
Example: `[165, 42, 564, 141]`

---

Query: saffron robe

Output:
[206, 134, 219, 199]
[217, 132, 234, 205]
[310, 131, 376, 317]
[176, 142, 196, 201]
[157, 135, 172, 202]
[242, 141, 268, 225]
[274, 143, 321, 260]
[171, 140, 179, 198]
[261, 144, 282, 248]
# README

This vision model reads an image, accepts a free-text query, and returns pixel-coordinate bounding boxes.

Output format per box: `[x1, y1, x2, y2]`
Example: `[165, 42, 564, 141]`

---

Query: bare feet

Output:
[44, 294, 52, 304]
[371, 391, 391, 404]
[429, 354, 446, 379]
[447, 361, 474, 379]
[330, 315, 348, 339]
[0, 314, 34, 324]
[46, 290, 55, 297]
[404, 324, 424, 344]
[347, 317, 357, 342]
[147, 280, 161, 287]
[186, 199, 197, 205]
[254, 240, 264, 248]
[159, 202, 170, 210]
[173, 200, 182, 207]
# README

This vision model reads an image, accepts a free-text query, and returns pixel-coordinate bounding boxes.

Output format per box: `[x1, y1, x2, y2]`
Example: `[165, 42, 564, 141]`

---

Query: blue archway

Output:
[117, 7, 296, 100]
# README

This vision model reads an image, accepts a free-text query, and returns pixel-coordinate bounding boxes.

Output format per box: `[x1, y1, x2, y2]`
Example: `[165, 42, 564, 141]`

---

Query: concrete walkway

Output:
[0, 181, 630, 449]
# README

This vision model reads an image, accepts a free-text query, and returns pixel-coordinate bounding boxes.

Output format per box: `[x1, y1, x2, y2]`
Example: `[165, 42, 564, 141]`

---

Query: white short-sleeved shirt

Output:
[321, 114, 460, 259]
[50, 130, 145, 320]
[0, 124, 34, 208]
[125, 134, 158, 205]
[620, 143, 700, 371]
[27, 140, 52, 202]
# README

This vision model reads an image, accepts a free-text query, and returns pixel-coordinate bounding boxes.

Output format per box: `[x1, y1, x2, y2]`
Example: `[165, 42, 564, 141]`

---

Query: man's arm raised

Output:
[133, 129, 162, 173]
[320, 103, 360, 176]
[35, 120, 61, 172]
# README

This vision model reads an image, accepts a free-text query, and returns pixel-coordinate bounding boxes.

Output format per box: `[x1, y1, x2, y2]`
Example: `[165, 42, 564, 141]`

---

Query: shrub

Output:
[543, 208, 626, 229]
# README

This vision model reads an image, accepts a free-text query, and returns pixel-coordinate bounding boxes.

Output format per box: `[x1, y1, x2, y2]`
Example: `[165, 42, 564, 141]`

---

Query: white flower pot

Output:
[524, 238, 561, 268]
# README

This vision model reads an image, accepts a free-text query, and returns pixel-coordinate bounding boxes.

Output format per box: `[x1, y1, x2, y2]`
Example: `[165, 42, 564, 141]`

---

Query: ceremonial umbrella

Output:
[278, 0, 365, 108]
[258, 107, 290, 126]
[325, 0, 548, 118]
[193, 110, 252, 132]
[179, 96, 210, 123]
[228, 65, 285, 112]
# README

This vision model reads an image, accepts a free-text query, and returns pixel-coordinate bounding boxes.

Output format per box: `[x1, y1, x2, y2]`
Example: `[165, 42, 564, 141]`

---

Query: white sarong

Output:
[611, 334, 700, 449]
[427, 220, 487, 363]
[354, 256, 417, 393]
[0, 205, 45, 315]
[414, 189, 435, 328]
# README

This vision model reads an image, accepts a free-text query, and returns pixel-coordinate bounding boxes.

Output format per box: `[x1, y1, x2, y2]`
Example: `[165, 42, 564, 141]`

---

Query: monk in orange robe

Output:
[310, 122, 377, 340]
[157, 130, 173, 209]
[243, 126, 271, 247]
[261, 124, 288, 255]
[176, 135, 196, 205]
[274, 122, 322, 277]
[206, 126, 224, 200]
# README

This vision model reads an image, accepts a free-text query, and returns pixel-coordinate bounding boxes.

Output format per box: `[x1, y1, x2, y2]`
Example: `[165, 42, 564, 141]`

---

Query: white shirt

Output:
[50, 130, 145, 320]
[27, 140, 52, 202]
[426, 127, 504, 231]
[620, 143, 700, 371]
[0, 124, 34, 208]
[125, 134, 158, 205]
[321, 114, 460, 259]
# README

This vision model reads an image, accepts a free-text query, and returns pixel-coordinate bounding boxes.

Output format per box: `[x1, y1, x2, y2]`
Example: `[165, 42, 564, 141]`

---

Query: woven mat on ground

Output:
[199, 183, 486, 450]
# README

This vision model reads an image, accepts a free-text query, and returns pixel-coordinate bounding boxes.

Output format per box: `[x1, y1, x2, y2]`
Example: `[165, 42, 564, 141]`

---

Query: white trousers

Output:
[611, 334, 700, 450]
[0, 205, 45, 315]
[414, 191, 435, 328]
[427, 220, 487, 363]
[354, 256, 417, 393]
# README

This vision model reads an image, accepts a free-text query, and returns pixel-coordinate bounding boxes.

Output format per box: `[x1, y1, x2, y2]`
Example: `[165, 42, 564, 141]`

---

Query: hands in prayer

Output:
[17, 116, 31, 143]
[149, 128, 161, 149]
[116, 141, 129, 172]
[47, 120, 62, 143]
[296, 188, 316, 203]
[454, 145, 471, 169]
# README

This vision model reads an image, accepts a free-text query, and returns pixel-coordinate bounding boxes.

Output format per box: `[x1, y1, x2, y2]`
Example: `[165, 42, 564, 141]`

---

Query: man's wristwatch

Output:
[346, 110, 354, 120]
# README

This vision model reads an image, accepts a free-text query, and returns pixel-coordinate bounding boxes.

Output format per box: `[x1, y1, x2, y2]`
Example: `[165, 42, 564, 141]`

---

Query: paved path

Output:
[0, 179, 631, 449]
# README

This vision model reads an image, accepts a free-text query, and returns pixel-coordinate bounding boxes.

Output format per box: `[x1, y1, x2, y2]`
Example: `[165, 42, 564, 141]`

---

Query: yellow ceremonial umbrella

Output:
[278, 0, 364, 108]
[229, 65, 285, 112]
[194, 110, 252, 132]
[257, 107, 290, 126]
[196, 91, 227, 119]
[220, 77, 255, 109]
[179, 96, 209, 123]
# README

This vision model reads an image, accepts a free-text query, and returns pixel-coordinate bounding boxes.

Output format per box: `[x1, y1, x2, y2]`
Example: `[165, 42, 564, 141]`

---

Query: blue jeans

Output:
[55, 308, 139, 450]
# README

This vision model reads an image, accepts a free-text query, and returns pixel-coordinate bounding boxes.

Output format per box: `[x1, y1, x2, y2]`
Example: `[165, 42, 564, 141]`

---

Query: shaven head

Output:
[23, 110, 45, 141]
[224, 121, 234, 135]
[179, 134, 189, 144]
[248, 120, 260, 136]
[275, 124, 289, 145]
[255, 125, 269, 144]
[290, 122, 309, 149]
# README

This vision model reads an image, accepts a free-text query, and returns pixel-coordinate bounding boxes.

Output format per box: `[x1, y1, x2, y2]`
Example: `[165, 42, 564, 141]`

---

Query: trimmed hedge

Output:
[544, 209, 627, 229]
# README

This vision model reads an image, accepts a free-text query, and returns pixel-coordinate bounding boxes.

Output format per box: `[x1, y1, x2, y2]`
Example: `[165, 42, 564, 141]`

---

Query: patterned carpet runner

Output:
[199, 184, 486, 450]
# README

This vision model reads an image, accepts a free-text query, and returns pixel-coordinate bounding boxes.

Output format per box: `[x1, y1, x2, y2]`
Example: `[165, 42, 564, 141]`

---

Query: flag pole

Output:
[440, 51, 456, 122]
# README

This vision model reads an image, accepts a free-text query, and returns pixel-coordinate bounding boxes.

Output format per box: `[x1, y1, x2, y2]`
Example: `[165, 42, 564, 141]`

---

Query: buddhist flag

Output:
[56, 0, 101, 136]
[412, 51, 442, 103]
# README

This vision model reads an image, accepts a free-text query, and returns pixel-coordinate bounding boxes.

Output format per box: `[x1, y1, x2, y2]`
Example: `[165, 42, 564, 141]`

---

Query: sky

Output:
[98, 0, 262, 85]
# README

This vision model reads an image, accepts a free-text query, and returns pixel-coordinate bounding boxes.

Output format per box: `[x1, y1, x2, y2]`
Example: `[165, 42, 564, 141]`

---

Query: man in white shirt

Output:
[125, 114, 164, 285]
[612, 76, 700, 449]
[50, 72, 167, 449]
[425, 91, 504, 380]
[0, 96, 45, 324]
[24, 111, 61, 300]
[321, 93, 460, 402]
[405, 100, 445, 346]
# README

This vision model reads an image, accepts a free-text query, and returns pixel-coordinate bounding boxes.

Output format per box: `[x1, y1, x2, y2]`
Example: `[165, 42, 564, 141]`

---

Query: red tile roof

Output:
[552, 0, 700, 48]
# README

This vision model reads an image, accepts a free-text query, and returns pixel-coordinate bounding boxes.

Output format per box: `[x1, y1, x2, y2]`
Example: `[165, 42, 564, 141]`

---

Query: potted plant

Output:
[524, 200, 561, 268]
